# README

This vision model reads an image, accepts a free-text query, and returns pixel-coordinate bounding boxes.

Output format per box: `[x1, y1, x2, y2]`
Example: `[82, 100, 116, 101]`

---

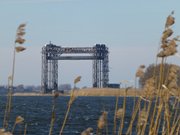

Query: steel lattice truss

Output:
[41, 43, 109, 93]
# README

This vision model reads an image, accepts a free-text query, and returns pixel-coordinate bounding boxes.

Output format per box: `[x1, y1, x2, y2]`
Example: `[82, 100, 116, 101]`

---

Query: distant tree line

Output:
[139, 63, 180, 88]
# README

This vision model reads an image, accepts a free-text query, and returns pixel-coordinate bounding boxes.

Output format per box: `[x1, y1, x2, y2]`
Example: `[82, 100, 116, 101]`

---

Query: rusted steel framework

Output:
[41, 43, 109, 93]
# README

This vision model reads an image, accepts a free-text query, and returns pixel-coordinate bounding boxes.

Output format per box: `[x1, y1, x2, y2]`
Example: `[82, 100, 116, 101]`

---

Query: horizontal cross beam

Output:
[47, 56, 104, 60]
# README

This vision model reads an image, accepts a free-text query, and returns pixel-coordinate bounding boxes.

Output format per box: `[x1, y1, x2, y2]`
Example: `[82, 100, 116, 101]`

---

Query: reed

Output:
[81, 127, 93, 135]
[148, 11, 180, 135]
[24, 123, 27, 135]
[49, 92, 59, 135]
[11, 116, 24, 133]
[97, 111, 108, 135]
[113, 96, 119, 135]
[118, 87, 128, 135]
[3, 23, 27, 130]
[59, 76, 81, 135]
[126, 97, 142, 134]
[0, 128, 12, 135]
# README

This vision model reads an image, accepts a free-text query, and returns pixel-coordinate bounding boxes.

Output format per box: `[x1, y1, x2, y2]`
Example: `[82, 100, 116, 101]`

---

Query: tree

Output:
[139, 63, 180, 88]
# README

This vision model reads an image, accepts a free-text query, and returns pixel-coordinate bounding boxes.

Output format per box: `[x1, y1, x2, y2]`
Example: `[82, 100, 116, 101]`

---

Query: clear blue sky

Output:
[0, 0, 180, 87]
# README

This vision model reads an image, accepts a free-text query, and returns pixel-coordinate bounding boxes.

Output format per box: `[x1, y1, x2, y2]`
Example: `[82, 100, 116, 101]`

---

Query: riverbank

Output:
[12, 88, 145, 96]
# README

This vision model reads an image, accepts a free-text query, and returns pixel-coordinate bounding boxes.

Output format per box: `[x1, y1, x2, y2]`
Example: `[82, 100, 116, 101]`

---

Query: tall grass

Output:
[3, 23, 27, 133]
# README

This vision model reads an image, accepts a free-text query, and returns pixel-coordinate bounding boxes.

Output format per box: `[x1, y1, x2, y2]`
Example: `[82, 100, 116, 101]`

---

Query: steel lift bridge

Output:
[41, 43, 109, 93]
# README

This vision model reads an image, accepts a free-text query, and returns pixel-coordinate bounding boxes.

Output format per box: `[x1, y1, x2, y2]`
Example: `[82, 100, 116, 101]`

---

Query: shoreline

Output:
[10, 88, 145, 97]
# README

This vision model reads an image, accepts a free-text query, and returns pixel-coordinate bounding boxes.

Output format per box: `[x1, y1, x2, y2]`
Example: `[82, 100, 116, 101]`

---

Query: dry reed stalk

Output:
[169, 114, 180, 135]
[149, 58, 165, 133]
[156, 112, 163, 135]
[3, 78, 11, 128]
[140, 101, 152, 135]
[3, 80, 13, 129]
[137, 107, 148, 135]
[113, 96, 119, 135]
[24, 123, 27, 135]
[170, 102, 180, 135]
[149, 103, 163, 135]
[140, 77, 156, 135]
[162, 89, 169, 135]
[59, 76, 81, 135]
[134, 77, 137, 108]
[172, 100, 179, 126]
[49, 92, 59, 135]
[161, 115, 166, 135]
[162, 84, 180, 135]
[159, 58, 165, 90]
[105, 110, 109, 135]
[118, 89, 127, 135]
[161, 65, 179, 134]
[164, 98, 170, 134]
[175, 125, 180, 135]
[59, 90, 76, 135]
[126, 98, 141, 134]
[163, 65, 177, 134]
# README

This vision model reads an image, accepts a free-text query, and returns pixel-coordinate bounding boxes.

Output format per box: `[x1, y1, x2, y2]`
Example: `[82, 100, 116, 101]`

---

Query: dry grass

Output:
[73, 88, 145, 97]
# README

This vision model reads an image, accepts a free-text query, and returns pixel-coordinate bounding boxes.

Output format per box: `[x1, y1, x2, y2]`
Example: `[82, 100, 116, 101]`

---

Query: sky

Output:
[0, 0, 180, 88]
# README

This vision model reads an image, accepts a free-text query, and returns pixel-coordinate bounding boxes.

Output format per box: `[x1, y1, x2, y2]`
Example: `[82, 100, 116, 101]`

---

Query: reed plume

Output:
[81, 127, 93, 135]
[143, 77, 156, 99]
[165, 11, 175, 29]
[3, 23, 27, 130]
[12, 116, 24, 133]
[157, 12, 178, 58]
[97, 111, 108, 135]
[136, 65, 145, 78]
[0, 128, 12, 135]
[116, 108, 123, 119]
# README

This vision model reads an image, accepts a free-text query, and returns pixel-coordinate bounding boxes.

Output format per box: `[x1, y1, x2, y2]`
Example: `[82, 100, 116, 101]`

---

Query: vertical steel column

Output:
[41, 46, 48, 93]
[93, 46, 98, 87]
[52, 60, 58, 91]
[93, 44, 101, 88]
[47, 57, 58, 92]
[47, 59, 52, 92]
[102, 46, 109, 87]
[97, 60, 101, 88]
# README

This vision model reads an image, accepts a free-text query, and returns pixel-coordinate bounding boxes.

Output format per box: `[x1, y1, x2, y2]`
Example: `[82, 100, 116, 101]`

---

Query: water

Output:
[0, 96, 144, 135]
